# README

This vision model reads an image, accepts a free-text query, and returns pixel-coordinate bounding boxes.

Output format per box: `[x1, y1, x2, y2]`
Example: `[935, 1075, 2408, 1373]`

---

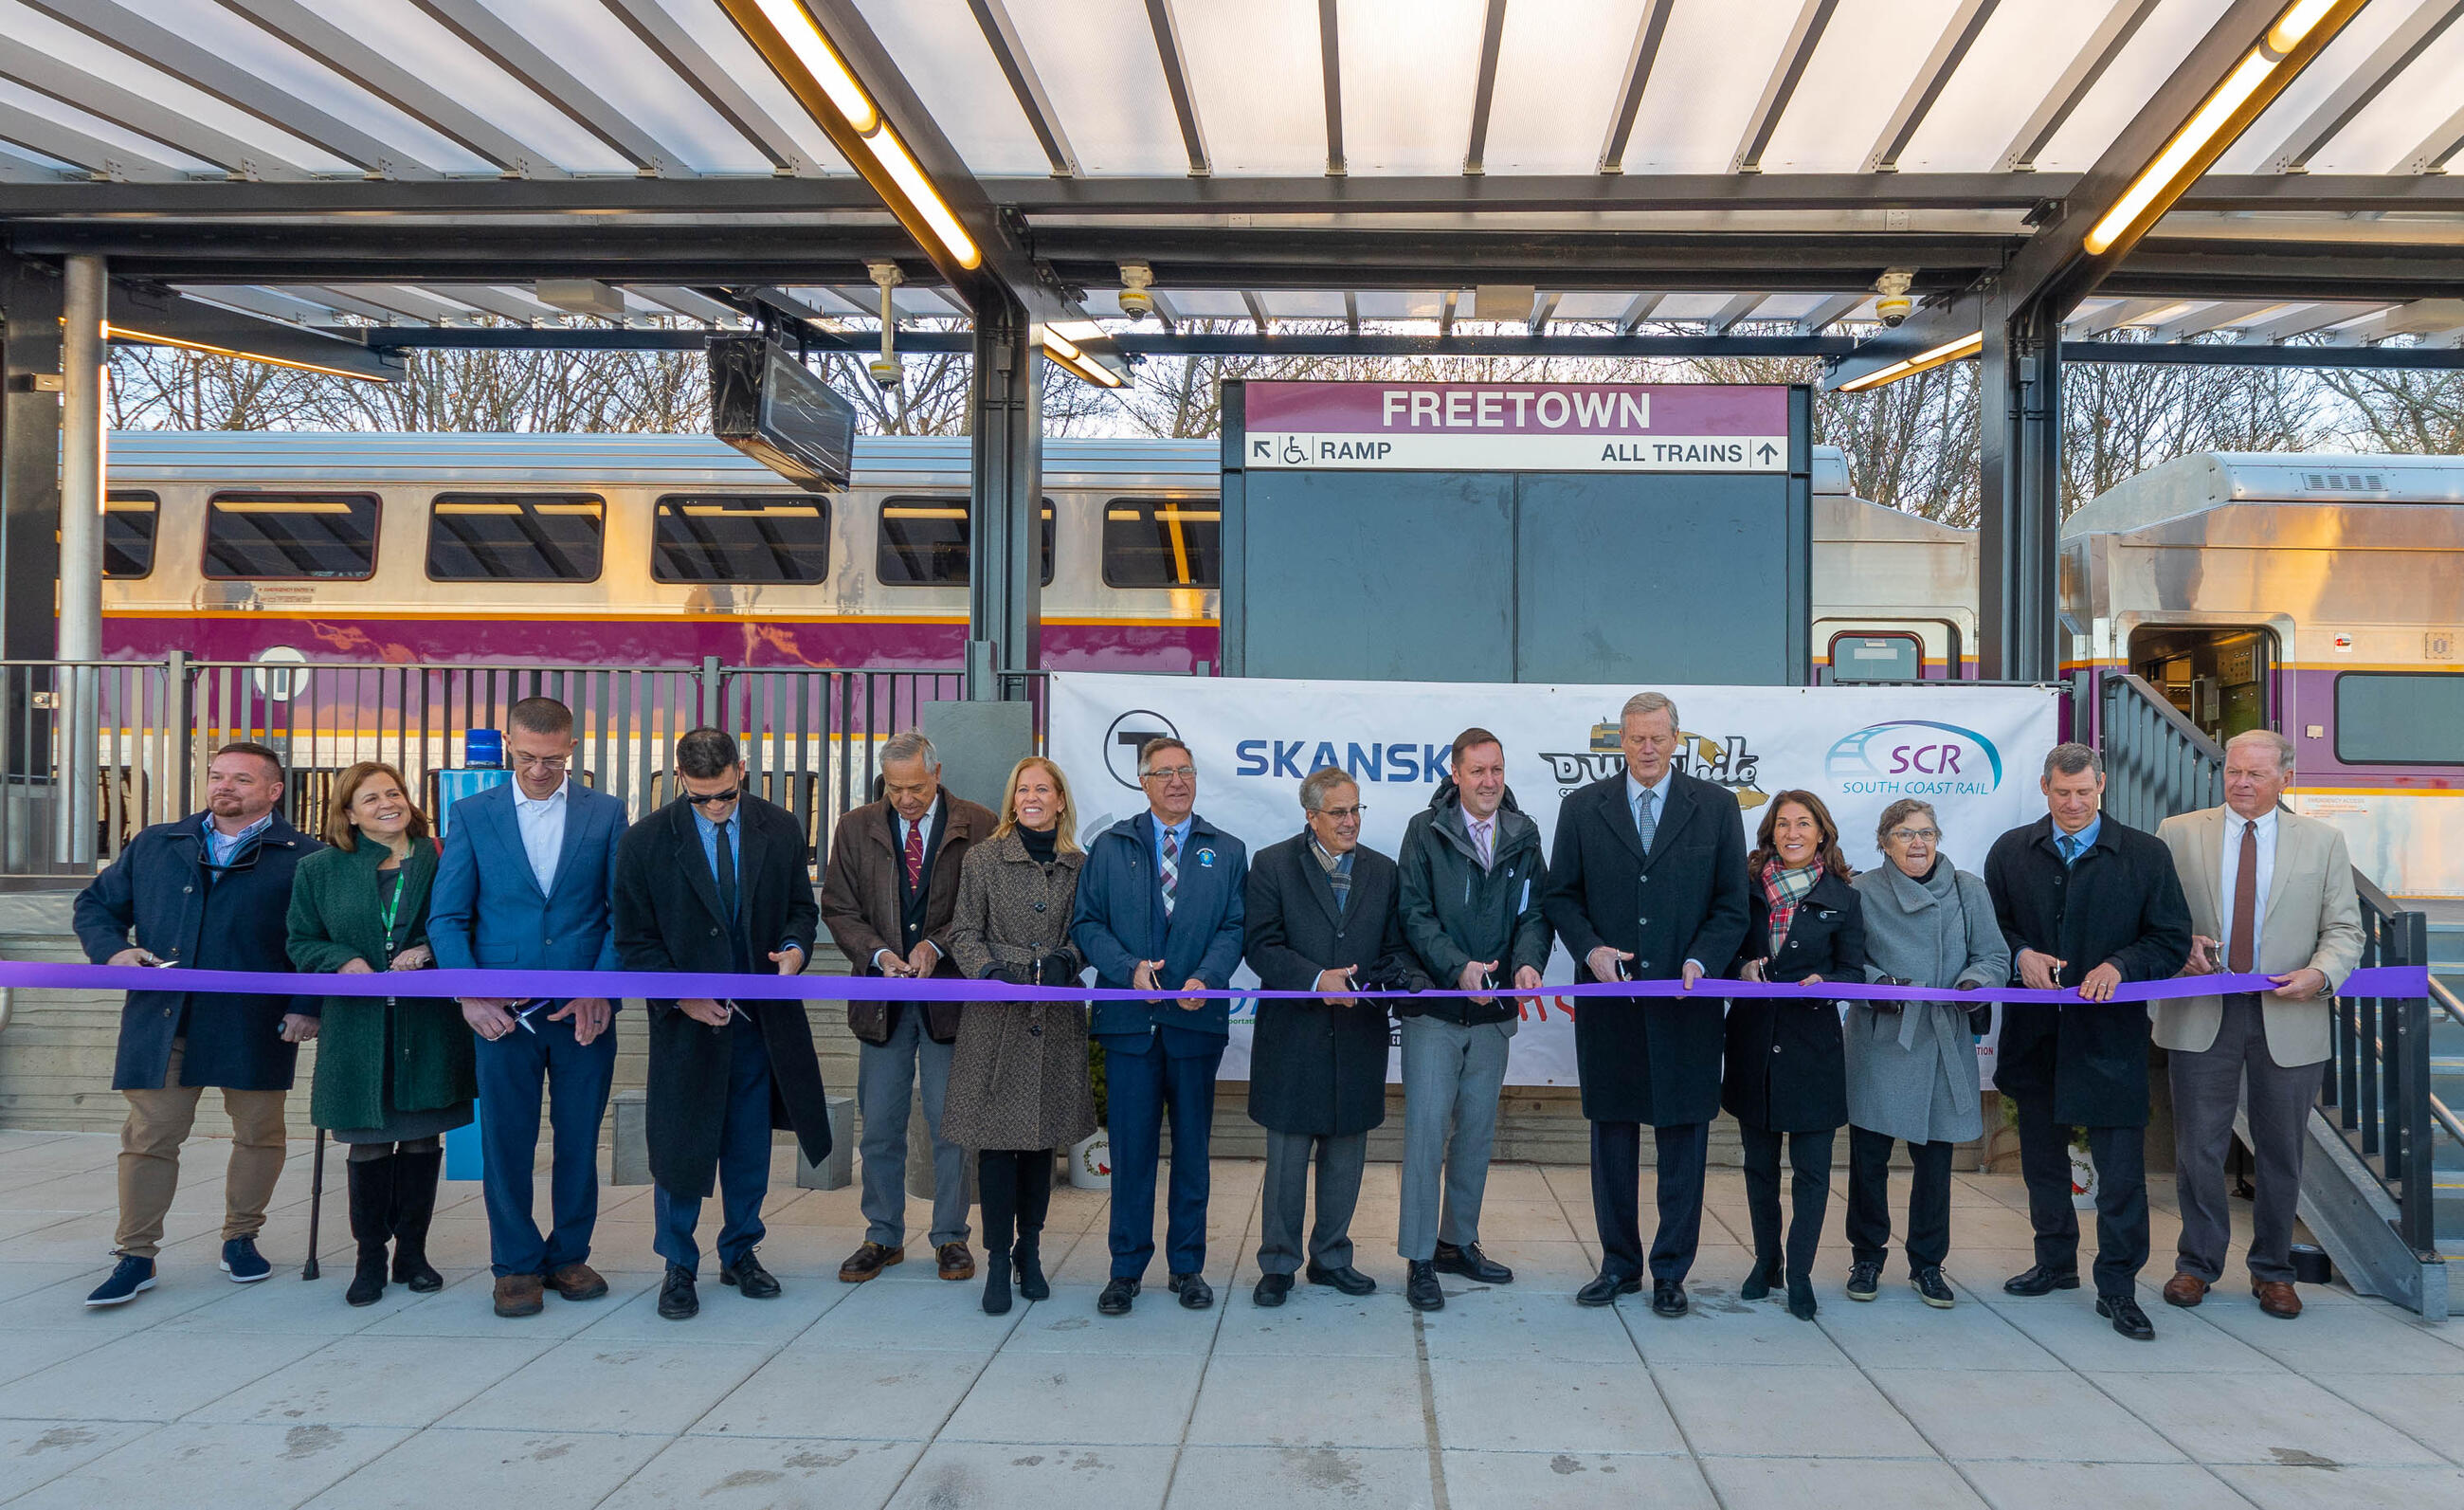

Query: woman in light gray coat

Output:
[1843, 798, 2009, 1310]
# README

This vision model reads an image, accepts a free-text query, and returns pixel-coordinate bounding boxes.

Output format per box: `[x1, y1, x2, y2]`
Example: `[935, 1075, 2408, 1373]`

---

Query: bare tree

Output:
[2317, 367, 2464, 454]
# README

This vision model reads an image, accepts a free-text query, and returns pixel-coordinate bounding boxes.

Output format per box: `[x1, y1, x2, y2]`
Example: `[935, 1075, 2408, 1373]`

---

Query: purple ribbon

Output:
[0, 959, 2428, 1005]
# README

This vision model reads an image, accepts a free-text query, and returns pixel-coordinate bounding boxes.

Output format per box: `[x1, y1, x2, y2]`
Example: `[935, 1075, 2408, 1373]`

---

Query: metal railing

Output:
[0, 657, 1044, 880]
[2098, 671, 2224, 831]
[2328, 872, 2443, 1256]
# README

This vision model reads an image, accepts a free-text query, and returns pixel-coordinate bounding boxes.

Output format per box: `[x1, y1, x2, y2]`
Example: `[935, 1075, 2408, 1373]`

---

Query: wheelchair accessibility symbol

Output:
[1279, 436, 1308, 464]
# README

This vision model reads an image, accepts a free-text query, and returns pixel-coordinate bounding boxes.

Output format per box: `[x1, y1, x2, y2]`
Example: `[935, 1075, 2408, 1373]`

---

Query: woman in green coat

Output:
[286, 761, 475, 1305]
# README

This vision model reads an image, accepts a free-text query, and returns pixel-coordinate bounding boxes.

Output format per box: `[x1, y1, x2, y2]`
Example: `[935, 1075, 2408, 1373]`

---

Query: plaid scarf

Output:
[1762, 859, 1823, 956]
[1311, 834, 1353, 914]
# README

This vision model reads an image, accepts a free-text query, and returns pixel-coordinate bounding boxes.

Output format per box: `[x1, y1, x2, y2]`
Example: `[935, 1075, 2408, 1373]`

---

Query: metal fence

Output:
[0, 657, 1042, 880]
[2329, 874, 2446, 1258]
[2097, 671, 2224, 831]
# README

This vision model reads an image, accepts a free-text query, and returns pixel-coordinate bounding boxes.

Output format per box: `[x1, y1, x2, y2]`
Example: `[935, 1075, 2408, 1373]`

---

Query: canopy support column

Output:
[967, 299, 1042, 699]
[58, 254, 105, 663]
[1978, 299, 2062, 683]
[0, 258, 63, 663]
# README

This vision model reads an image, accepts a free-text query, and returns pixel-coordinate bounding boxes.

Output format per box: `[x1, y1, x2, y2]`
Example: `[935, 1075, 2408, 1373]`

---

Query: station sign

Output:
[1240, 381, 1790, 473]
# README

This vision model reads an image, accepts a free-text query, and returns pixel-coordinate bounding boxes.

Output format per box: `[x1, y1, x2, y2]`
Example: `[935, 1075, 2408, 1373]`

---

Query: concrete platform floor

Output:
[0, 1127, 2458, 1508]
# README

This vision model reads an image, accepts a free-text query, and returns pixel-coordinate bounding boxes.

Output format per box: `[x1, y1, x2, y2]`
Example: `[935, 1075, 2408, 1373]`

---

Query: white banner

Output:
[1048, 673, 2062, 1086]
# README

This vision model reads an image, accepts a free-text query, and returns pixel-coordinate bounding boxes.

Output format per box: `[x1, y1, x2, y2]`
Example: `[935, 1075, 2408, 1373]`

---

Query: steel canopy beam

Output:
[596, 0, 823, 174]
[1997, 0, 2159, 172]
[2264, 0, 2464, 172]
[965, 0, 1079, 176]
[0, 34, 320, 181]
[1597, 0, 1675, 173]
[1732, 0, 1839, 173]
[109, 282, 402, 379]
[1866, 0, 2000, 173]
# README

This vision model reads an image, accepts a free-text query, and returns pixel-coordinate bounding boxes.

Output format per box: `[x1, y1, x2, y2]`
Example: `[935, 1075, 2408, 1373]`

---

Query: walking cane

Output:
[302, 1128, 326, 1281]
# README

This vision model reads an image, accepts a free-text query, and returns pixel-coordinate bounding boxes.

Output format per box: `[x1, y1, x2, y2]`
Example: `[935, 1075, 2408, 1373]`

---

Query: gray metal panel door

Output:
[1241, 472, 1514, 682]
[1513, 474, 1793, 684]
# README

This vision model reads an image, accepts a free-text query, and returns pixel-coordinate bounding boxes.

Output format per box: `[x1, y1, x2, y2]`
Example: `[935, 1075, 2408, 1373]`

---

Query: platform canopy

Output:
[0, 0, 2459, 373]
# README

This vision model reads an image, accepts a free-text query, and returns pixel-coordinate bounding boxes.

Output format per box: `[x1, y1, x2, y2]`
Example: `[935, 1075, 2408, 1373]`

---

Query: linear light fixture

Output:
[1039, 327, 1124, 388]
[722, 0, 981, 271]
[2082, 0, 2365, 257]
[104, 325, 391, 383]
[1834, 331, 1984, 393]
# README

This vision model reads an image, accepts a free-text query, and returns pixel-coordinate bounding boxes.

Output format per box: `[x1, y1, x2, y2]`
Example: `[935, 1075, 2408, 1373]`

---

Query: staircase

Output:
[2425, 904, 2464, 1259]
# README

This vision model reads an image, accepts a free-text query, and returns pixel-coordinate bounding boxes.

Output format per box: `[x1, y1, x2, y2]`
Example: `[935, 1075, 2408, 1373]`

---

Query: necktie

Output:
[2228, 819, 2258, 974]
[2059, 833, 2080, 866]
[1471, 817, 1493, 870]
[1160, 828, 1180, 918]
[1634, 789, 1657, 855]
[903, 818, 924, 890]
[715, 819, 739, 920]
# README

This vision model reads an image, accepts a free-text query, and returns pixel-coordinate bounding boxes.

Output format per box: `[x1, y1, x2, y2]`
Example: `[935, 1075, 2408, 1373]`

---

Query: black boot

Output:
[345, 1154, 395, 1307]
[389, 1147, 444, 1293]
[1014, 1153, 1052, 1301]
[982, 1252, 1013, 1316]
[977, 1150, 1017, 1316]
[1740, 1253, 1783, 1301]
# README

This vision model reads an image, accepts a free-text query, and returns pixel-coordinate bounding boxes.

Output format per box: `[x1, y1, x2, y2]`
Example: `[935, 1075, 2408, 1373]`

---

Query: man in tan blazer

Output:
[2155, 729, 2363, 1319]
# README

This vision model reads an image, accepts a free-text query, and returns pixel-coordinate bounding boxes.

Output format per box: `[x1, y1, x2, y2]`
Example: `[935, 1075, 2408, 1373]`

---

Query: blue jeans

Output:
[654, 1017, 774, 1274]
[474, 1007, 617, 1279]
[1101, 1028, 1223, 1280]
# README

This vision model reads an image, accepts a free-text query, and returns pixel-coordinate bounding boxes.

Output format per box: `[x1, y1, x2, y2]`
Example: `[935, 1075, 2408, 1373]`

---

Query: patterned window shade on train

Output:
[875, 496, 1056, 587]
[204, 492, 379, 580]
[426, 493, 606, 582]
[1102, 498, 1222, 588]
[103, 492, 158, 579]
[651, 494, 830, 584]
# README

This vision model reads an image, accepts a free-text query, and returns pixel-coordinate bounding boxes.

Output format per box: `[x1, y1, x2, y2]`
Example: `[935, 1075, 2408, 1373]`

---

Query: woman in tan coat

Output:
[946, 755, 1096, 1315]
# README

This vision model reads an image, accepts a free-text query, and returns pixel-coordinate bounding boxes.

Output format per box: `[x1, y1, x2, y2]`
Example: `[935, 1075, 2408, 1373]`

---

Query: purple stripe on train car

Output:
[2070, 664, 2458, 789]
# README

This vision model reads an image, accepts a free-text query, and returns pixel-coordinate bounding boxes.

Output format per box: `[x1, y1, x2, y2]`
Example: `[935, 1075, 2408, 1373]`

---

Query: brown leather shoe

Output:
[2161, 1272, 2208, 1308]
[547, 1263, 608, 1301]
[493, 1273, 545, 1318]
[2254, 1280, 2303, 1319]
[838, 1242, 904, 1283]
[936, 1242, 976, 1282]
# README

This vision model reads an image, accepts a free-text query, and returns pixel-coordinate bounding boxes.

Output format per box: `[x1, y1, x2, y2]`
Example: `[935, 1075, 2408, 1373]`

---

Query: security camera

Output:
[1877, 296, 1911, 328]
[867, 353, 902, 388]
[1118, 262, 1156, 322]
[1873, 267, 1915, 329]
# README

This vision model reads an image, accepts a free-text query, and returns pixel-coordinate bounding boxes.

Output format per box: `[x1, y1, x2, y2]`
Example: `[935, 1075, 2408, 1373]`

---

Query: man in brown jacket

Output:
[821, 729, 997, 1283]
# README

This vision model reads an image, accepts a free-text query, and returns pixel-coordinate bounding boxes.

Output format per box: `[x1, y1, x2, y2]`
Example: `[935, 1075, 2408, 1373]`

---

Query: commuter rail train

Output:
[96, 433, 2462, 894]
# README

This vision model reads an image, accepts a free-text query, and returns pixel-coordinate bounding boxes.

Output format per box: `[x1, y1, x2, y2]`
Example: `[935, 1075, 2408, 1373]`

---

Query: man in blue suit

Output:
[429, 697, 627, 1319]
[1072, 736, 1246, 1316]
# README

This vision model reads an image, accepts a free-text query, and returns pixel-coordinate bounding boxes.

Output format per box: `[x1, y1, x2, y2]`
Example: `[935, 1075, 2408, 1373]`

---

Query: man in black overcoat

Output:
[1543, 692, 1749, 1317]
[1241, 766, 1422, 1307]
[1984, 742, 2191, 1341]
[615, 728, 831, 1321]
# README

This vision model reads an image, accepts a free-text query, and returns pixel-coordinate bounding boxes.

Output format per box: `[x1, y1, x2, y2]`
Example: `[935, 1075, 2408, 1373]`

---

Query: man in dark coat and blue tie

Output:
[1071, 736, 1247, 1316]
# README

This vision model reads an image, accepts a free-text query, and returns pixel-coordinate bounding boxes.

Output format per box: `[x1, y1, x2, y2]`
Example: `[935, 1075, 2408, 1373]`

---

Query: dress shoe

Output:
[1911, 1267, 1955, 1308]
[981, 1255, 1012, 1316]
[720, 1250, 781, 1299]
[2097, 1292, 2155, 1340]
[937, 1242, 976, 1282]
[1405, 1260, 1445, 1312]
[492, 1273, 546, 1319]
[1651, 1280, 1689, 1318]
[1097, 1276, 1139, 1316]
[1168, 1271, 1214, 1310]
[658, 1264, 699, 1321]
[1575, 1270, 1640, 1308]
[2163, 1272, 2209, 1308]
[547, 1263, 608, 1301]
[839, 1242, 904, 1283]
[1254, 1272, 1293, 1307]
[2253, 1280, 2303, 1319]
[1785, 1275, 1818, 1320]
[2002, 1264, 2080, 1297]
[1432, 1242, 1513, 1284]
[1740, 1254, 1782, 1301]
[1844, 1261, 1881, 1302]
[1305, 1263, 1377, 1296]
[1014, 1238, 1049, 1301]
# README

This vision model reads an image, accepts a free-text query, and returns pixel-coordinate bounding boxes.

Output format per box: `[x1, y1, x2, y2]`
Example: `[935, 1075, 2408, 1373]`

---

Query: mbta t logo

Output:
[1102, 709, 1182, 791]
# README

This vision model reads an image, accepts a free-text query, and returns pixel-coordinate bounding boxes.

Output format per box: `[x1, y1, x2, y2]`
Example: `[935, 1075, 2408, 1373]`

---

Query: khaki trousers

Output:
[116, 1038, 288, 1259]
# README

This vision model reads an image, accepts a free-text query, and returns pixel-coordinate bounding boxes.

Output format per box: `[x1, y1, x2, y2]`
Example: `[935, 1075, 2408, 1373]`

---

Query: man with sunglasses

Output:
[76, 741, 320, 1306]
[614, 728, 831, 1322]
[430, 697, 628, 1319]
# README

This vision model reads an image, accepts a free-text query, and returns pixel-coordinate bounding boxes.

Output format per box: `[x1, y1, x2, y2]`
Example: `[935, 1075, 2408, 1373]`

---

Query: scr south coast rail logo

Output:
[1825, 720, 2004, 799]
[1541, 721, 1768, 810]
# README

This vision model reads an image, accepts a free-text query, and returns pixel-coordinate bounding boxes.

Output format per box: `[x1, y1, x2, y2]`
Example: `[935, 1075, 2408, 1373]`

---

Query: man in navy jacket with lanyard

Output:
[1072, 736, 1247, 1316]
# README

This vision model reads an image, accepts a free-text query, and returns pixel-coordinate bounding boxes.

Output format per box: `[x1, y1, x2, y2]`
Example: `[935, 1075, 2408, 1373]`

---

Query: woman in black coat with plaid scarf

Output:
[1723, 790, 1865, 1321]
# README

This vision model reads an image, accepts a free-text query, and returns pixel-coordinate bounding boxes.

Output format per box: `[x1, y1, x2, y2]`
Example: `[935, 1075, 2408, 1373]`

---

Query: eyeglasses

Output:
[513, 754, 569, 772]
[1887, 828, 1941, 844]
[686, 787, 741, 808]
[1141, 766, 1196, 782]
[1318, 804, 1367, 820]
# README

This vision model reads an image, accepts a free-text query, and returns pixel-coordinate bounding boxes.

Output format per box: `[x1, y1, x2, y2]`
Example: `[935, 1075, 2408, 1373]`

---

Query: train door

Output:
[2127, 625, 2276, 742]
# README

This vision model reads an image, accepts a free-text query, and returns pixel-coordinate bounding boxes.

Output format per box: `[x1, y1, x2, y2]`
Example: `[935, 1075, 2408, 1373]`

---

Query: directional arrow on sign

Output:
[1252, 439, 1271, 460]
[1756, 442, 1778, 464]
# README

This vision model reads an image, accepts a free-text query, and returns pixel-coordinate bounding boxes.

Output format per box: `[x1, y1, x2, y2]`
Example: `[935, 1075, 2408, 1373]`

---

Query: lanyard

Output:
[375, 866, 406, 962]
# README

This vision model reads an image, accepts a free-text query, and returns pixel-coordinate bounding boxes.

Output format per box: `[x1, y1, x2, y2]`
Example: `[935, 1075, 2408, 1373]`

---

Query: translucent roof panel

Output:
[2035, 0, 2237, 173]
[855, 0, 1054, 176]
[1354, 291, 1443, 318]
[652, 0, 849, 171]
[1552, 291, 1640, 321]
[2207, 0, 2416, 173]
[1893, 1, 2109, 172]
[349, 1, 637, 174]
[2265, 7, 2464, 174]
[1332, 0, 1489, 174]
[1174, 0, 1330, 175]
[1610, 0, 1813, 172]
[1158, 291, 1255, 320]
[0, 75, 222, 175]
[1259, 291, 1350, 319]
[1001, 0, 1195, 174]
[1480, 0, 1658, 174]
[1755, 0, 1970, 173]
[486, 0, 789, 174]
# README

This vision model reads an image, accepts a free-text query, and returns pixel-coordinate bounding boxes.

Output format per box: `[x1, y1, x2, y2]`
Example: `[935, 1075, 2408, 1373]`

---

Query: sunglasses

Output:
[687, 787, 741, 808]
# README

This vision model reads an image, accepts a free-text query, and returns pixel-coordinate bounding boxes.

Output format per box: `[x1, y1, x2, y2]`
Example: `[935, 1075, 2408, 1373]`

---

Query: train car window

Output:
[1827, 632, 1923, 682]
[204, 491, 379, 580]
[875, 496, 1055, 587]
[651, 494, 830, 584]
[427, 493, 606, 582]
[1102, 498, 1223, 588]
[2334, 672, 2464, 766]
[103, 492, 158, 579]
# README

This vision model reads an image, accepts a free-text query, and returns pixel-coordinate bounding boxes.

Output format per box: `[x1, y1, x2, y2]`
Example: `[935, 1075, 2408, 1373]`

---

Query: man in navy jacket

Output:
[428, 697, 627, 1319]
[1071, 736, 1246, 1316]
